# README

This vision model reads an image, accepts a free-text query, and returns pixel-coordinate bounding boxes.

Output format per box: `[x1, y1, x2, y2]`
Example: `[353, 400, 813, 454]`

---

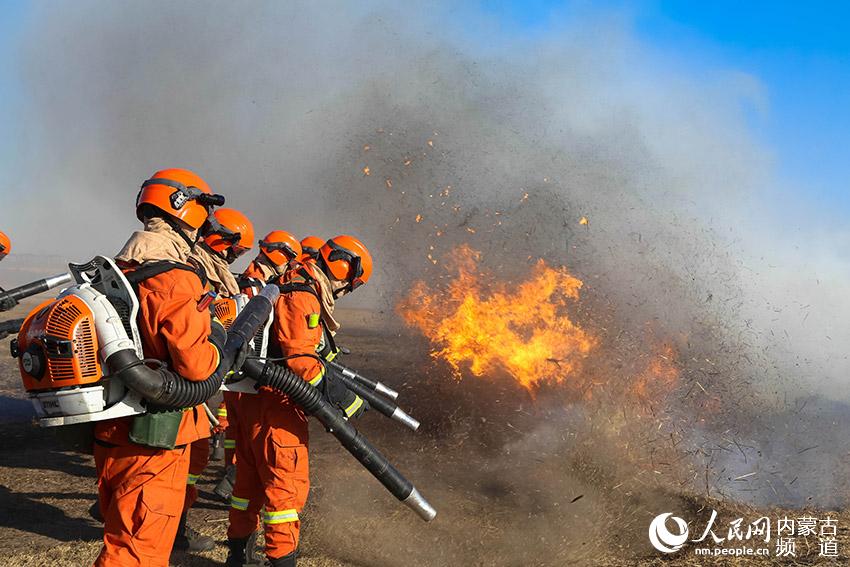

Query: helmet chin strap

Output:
[332, 281, 353, 299]
[161, 215, 201, 252]
[316, 255, 332, 279]
[200, 241, 229, 263]
[316, 256, 347, 298]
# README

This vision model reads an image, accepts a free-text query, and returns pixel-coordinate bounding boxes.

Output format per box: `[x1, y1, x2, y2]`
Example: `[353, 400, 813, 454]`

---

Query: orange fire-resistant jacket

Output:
[245, 252, 287, 281]
[94, 264, 218, 447]
[272, 264, 327, 390]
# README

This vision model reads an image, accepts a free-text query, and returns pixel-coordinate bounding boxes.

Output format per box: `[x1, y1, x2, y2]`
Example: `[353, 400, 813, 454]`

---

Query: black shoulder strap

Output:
[276, 267, 321, 299]
[185, 257, 209, 289]
[318, 322, 338, 359]
[277, 281, 320, 299]
[124, 260, 206, 294]
[236, 274, 263, 291]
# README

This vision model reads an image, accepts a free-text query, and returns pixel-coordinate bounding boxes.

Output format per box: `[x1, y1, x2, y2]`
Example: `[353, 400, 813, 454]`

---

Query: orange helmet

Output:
[299, 235, 324, 262]
[319, 235, 373, 293]
[259, 230, 302, 266]
[136, 168, 225, 229]
[0, 230, 10, 259]
[203, 208, 255, 258]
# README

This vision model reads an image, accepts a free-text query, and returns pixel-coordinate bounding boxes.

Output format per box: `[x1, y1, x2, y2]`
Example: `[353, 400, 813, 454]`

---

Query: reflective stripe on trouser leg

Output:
[228, 489, 263, 538]
[187, 473, 200, 485]
[263, 508, 299, 525]
[260, 443, 309, 559]
[227, 392, 263, 540]
[224, 439, 236, 449]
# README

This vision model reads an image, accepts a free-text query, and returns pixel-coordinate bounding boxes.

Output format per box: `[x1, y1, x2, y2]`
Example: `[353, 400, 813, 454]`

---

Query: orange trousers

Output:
[94, 442, 190, 566]
[223, 391, 240, 466]
[227, 390, 309, 559]
[183, 437, 210, 510]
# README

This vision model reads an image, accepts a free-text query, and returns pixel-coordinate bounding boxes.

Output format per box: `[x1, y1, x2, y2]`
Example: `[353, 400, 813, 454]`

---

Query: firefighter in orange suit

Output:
[0, 230, 17, 314]
[213, 230, 303, 504]
[94, 168, 244, 566]
[0, 231, 9, 262]
[225, 235, 372, 567]
[176, 207, 254, 553]
[243, 230, 303, 285]
[298, 235, 323, 263]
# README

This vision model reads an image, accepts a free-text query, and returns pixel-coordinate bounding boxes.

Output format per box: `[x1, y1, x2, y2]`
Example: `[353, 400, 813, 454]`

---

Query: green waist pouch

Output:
[129, 408, 186, 449]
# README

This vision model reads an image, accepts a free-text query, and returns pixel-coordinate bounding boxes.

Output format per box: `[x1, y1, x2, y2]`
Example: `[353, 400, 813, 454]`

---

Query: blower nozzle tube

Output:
[242, 358, 436, 522]
[332, 369, 420, 431]
[329, 361, 400, 400]
[0, 318, 24, 336]
[0, 273, 73, 303]
[100, 285, 280, 408]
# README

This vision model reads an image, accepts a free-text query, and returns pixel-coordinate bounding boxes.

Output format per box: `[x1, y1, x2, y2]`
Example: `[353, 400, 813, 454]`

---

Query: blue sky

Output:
[478, 0, 850, 212]
[0, 1, 846, 214]
[639, 1, 850, 212]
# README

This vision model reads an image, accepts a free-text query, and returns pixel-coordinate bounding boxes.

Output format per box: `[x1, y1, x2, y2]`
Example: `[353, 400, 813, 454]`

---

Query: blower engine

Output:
[14, 256, 146, 426]
[213, 294, 272, 357]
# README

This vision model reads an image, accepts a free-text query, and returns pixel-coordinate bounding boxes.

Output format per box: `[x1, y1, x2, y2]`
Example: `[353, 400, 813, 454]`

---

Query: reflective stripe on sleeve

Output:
[308, 366, 325, 386]
[344, 395, 364, 417]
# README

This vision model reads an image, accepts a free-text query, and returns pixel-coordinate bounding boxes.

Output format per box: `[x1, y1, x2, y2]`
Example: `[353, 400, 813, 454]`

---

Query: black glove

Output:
[209, 318, 227, 351]
[0, 294, 17, 313]
[231, 337, 251, 374]
[210, 318, 251, 375]
[319, 365, 368, 420]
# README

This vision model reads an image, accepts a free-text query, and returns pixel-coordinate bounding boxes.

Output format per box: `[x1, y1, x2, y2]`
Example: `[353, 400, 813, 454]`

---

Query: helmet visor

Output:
[326, 239, 364, 281]
[142, 177, 225, 212]
[205, 214, 242, 245]
[260, 240, 298, 260]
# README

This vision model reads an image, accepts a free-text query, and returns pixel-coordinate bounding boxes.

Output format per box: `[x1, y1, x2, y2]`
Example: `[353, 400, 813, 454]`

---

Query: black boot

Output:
[214, 464, 237, 501]
[226, 531, 267, 567]
[173, 512, 215, 552]
[267, 551, 297, 567]
[211, 432, 226, 461]
[245, 530, 269, 566]
[88, 500, 103, 523]
[225, 536, 249, 567]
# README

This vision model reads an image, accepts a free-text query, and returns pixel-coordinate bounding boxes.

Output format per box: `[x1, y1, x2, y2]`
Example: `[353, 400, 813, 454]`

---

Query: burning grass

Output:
[397, 244, 596, 392]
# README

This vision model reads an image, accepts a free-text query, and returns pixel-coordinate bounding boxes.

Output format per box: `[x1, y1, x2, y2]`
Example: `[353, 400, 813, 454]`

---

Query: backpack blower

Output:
[13, 256, 277, 427]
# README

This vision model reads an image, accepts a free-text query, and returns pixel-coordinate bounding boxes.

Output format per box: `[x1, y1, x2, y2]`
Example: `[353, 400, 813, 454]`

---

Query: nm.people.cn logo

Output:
[649, 513, 689, 554]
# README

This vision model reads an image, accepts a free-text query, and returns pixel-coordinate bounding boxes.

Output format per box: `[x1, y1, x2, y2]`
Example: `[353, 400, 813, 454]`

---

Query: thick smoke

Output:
[4, 0, 850, 557]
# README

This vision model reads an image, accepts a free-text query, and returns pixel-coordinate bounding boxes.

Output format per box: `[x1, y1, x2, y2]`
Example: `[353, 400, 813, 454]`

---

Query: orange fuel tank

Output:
[213, 296, 239, 329]
[17, 294, 103, 392]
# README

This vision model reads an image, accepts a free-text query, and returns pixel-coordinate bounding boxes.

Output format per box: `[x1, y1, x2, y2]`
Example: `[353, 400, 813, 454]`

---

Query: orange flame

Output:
[398, 245, 596, 391]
